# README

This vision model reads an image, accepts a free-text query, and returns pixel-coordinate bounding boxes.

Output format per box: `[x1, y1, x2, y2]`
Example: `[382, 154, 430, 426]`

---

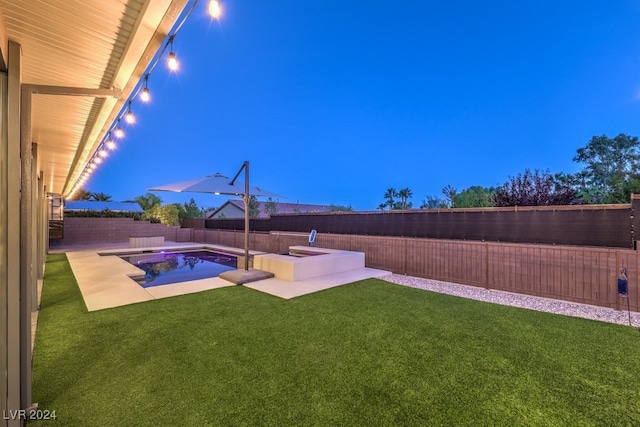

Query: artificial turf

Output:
[31, 254, 640, 426]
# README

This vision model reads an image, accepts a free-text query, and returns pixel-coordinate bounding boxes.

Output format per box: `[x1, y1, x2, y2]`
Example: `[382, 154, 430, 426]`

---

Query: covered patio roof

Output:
[0, 0, 190, 197]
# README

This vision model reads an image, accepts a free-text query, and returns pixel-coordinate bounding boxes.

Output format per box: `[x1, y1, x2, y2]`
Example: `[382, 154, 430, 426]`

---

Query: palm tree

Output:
[377, 203, 387, 211]
[71, 189, 92, 201]
[383, 188, 397, 210]
[397, 187, 413, 210]
[90, 192, 112, 201]
[441, 185, 457, 208]
[135, 193, 162, 211]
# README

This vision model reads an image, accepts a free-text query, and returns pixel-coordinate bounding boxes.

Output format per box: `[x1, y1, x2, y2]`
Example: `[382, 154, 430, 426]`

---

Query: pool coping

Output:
[64, 242, 390, 311]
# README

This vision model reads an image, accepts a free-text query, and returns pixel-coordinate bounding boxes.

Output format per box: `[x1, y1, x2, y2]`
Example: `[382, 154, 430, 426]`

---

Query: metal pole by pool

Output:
[231, 160, 251, 271]
[244, 162, 250, 271]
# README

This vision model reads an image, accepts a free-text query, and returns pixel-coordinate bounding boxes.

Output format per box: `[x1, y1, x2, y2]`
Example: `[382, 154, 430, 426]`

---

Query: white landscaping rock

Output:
[382, 274, 640, 328]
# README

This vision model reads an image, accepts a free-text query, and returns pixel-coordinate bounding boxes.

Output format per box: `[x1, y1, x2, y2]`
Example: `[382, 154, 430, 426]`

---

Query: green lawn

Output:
[32, 254, 640, 426]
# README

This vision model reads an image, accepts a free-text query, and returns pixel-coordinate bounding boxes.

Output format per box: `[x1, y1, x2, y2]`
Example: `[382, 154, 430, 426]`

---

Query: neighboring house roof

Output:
[207, 199, 333, 219]
[64, 201, 144, 213]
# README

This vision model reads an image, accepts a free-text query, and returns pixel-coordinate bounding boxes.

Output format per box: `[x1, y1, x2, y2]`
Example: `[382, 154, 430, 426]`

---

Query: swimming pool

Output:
[119, 250, 237, 287]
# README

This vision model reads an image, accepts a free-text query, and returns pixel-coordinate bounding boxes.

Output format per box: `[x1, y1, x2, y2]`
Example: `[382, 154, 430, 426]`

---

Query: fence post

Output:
[615, 250, 620, 311]
[403, 238, 408, 275]
[485, 242, 490, 289]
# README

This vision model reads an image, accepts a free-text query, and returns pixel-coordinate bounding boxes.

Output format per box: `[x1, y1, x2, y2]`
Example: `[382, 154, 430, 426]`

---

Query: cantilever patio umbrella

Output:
[148, 161, 283, 272]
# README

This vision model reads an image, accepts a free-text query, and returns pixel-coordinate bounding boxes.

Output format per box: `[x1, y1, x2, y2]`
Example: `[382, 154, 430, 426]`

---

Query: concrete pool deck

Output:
[60, 242, 390, 311]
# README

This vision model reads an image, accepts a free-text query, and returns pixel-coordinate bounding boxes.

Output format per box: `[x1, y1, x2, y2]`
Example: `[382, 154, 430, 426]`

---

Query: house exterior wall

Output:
[212, 203, 244, 219]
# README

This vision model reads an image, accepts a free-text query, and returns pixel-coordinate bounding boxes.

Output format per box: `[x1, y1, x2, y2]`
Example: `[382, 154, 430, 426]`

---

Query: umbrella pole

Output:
[244, 162, 250, 270]
[230, 160, 251, 271]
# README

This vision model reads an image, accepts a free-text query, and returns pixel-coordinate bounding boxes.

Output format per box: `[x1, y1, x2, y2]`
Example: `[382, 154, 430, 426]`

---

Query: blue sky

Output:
[88, 0, 640, 211]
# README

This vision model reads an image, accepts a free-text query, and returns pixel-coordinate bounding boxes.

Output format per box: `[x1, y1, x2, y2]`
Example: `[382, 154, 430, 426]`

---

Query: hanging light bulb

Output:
[94, 157, 103, 165]
[209, 0, 222, 18]
[168, 51, 178, 71]
[99, 148, 108, 158]
[125, 101, 135, 124]
[89, 163, 97, 170]
[114, 121, 124, 138]
[140, 75, 151, 103]
[167, 37, 178, 71]
[141, 86, 150, 103]
[105, 134, 116, 150]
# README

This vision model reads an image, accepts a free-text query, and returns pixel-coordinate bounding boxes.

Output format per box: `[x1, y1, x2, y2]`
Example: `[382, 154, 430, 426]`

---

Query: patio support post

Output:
[38, 175, 45, 280]
[20, 75, 35, 413]
[6, 39, 23, 427]
[30, 144, 39, 311]
[0, 69, 8, 427]
[44, 187, 49, 256]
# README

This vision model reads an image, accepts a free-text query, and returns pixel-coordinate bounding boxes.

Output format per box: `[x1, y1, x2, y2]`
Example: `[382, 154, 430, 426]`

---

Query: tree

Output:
[248, 196, 260, 218]
[441, 185, 457, 208]
[451, 186, 496, 208]
[420, 196, 448, 209]
[174, 198, 204, 220]
[393, 200, 412, 210]
[263, 197, 278, 217]
[377, 203, 387, 211]
[142, 204, 179, 226]
[573, 133, 640, 203]
[329, 204, 353, 212]
[90, 192, 112, 202]
[494, 169, 578, 207]
[135, 193, 162, 211]
[383, 188, 397, 211]
[71, 189, 93, 201]
[397, 188, 413, 210]
[613, 172, 640, 205]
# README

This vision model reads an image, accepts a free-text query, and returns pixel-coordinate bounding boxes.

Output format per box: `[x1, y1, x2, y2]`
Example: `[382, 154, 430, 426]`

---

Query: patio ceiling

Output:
[0, 0, 189, 196]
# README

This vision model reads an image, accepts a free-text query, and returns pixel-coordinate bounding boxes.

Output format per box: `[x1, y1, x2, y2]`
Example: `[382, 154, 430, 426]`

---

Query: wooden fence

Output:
[192, 229, 639, 312]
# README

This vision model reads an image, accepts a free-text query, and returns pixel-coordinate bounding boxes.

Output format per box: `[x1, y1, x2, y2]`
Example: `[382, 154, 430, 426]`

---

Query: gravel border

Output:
[382, 274, 640, 328]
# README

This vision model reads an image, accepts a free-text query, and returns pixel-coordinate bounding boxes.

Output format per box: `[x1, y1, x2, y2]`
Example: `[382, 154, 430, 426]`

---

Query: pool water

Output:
[119, 250, 237, 287]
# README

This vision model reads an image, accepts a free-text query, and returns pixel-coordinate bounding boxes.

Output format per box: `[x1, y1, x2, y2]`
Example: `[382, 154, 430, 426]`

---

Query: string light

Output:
[70, 0, 223, 195]
[125, 101, 135, 124]
[167, 37, 178, 71]
[209, 0, 222, 18]
[140, 75, 150, 102]
[114, 120, 124, 138]
[105, 134, 116, 150]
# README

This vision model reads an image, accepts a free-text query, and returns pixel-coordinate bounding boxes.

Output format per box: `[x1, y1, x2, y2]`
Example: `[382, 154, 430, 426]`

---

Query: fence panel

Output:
[203, 204, 633, 248]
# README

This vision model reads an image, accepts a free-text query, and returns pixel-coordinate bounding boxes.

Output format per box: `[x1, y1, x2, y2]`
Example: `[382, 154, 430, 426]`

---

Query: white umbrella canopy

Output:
[147, 161, 282, 275]
[148, 172, 283, 199]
